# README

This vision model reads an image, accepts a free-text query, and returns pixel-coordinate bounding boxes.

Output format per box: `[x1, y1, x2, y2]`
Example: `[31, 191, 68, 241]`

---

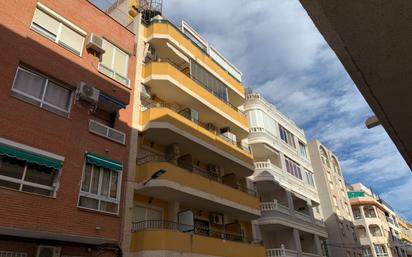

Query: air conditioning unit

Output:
[221, 131, 237, 143]
[36, 246, 61, 257]
[206, 123, 217, 133]
[86, 33, 105, 54]
[78, 82, 100, 104]
[210, 213, 223, 226]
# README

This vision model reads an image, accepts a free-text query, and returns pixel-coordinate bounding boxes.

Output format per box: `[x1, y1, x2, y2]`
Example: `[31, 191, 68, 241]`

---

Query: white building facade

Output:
[245, 92, 328, 257]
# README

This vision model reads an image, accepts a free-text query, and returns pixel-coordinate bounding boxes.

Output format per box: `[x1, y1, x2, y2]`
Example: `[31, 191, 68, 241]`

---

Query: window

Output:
[333, 196, 339, 207]
[369, 225, 383, 237]
[327, 171, 333, 183]
[247, 110, 277, 137]
[279, 125, 296, 148]
[78, 162, 121, 214]
[285, 157, 302, 180]
[319, 146, 330, 168]
[374, 245, 388, 257]
[362, 247, 373, 257]
[99, 39, 130, 86]
[344, 202, 350, 214]
[298, 141, 308, 159]
[353, 208, 362, 219]
[190, 60, 229, 102]
[11, 67, 73, 117]
[31, 6, 85, 55]
[364, 207, 377, 218]
[305, 170, 315, 187]
[0, 155, 58, 197]
[133, 205, 162, 223]
[332, 156, 341, 176]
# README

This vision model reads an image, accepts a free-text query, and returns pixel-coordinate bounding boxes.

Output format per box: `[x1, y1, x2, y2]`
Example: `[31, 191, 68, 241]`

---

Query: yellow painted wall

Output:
[144, 22, 245, 96]
[138, 108, 253, 165]
[143, 62, 248, 129]
[130, 230, 266, 257]
[136, 162, 260, 211]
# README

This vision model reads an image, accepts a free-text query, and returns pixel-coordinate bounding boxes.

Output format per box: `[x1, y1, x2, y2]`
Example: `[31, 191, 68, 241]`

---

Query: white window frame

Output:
[11, 66, 74, 117]
[78, 162, 122, 215]
[30, 4, 86, 56]
[0, 155, 60, 198]
[298, 141, 308, 159]
[98, 39, 130, 87]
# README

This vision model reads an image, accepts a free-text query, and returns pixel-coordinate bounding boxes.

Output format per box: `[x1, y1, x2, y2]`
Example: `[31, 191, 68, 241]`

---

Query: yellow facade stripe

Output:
[136, 161, 260, 210]
[144, 22, 245, 96]
[138, 108, 253, 164]
[143, 62, 249, 129]
[130, 230, 266, 257]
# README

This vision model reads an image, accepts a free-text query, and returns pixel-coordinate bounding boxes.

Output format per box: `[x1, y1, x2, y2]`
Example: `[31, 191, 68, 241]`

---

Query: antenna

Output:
[138, 0, 163, 24]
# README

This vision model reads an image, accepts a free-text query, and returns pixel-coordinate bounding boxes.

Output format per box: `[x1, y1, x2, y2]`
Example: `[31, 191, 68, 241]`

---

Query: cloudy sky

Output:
[159, 0, 412, 220]
[91, 0, 412, 220]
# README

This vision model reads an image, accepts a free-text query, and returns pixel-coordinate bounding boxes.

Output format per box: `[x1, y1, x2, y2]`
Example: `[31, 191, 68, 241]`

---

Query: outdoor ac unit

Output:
[221, 131, 237, 143]
[210, 213, 223, 225]
[78, 82, 100, 104]
[86, 33, 105, 54]
[36, 246, 61, 257]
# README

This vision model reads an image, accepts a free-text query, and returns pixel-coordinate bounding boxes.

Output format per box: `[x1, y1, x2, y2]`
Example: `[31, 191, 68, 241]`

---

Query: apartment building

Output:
[245, 92, 328, 257]
[308, 140, 361, 257]
[105, 2, 267, 256]
[398, 218, 412, 257]
[0, 0, 137, 256]
[348, 183, 395, 257]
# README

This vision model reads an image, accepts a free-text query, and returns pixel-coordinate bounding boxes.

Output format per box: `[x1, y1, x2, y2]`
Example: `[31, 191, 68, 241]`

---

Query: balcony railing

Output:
[89, 119, 126, 144]
[145, 59, 245, 116]
[260, 202, 290, 215]
[132, 220, 262, 245]
[266, 248, 298, 257]
[140, 102, 251, 154]
[137, 154, 258, 197]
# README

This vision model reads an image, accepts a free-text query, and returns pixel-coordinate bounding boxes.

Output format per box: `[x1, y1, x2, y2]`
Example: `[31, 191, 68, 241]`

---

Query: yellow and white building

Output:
[245, 92, 328, 257]
[398, 218, 412, 257]
[108, 1, 266, 256]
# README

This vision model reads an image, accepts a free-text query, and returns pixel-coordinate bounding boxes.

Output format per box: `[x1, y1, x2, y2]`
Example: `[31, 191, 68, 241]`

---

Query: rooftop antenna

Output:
[138, 0, 163, 24]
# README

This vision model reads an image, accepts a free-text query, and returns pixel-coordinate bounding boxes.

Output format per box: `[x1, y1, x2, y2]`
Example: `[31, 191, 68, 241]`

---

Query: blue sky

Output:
[160, 0, 412, 220]
[91, 0, 412, 220]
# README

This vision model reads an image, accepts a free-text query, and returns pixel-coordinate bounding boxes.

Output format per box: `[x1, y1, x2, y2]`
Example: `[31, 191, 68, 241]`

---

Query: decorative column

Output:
[293, 228, 303, 257]
[286, 191, 295, 214]
[314, 235, 323, 256]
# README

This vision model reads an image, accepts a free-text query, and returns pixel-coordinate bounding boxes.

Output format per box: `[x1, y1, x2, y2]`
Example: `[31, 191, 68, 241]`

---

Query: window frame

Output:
[0, 154, 60, 198]
[279, 125, 296, 148]
[78, 161, 122, 215]
[11, 66, 74, 118]
[284, 156, 302, 180]
[98, 39, 130, 87]
[30, 4, 86, 56]
[298, 141, 308, 159]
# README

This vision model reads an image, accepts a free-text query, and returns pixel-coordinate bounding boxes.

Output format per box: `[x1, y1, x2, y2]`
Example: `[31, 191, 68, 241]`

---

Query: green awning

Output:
[348, 191, 365, 199]
[85, 153, 123, 171]
[0, 144, 63, 170]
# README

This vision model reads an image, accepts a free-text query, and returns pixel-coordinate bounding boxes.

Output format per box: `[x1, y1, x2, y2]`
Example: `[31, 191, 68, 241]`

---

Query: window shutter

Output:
[59, 25, 84, 54]
[32, 8, 60, 36]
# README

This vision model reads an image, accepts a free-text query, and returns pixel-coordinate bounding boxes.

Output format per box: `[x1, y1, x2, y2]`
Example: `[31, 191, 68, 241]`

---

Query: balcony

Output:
[144, 20, 245, 100]
[130, 220, 266, 257]
[254, 161, 319, 203]
[267, 248, 298, 257]
[135, 160, 260, 219]
[88, 119, 126, 144]
[138, 106, 253, 167]
[142, 61, 248, 137]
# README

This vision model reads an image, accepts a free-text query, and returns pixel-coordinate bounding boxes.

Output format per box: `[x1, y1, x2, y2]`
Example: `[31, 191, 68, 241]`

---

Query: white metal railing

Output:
[0, 252, 27, 257]
[89, 119, 126, 144]
[255, 161, 272, 170]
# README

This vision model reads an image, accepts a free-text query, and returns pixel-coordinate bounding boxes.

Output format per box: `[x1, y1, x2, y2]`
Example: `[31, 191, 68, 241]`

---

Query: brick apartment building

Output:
[0, 0, 136, 256]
